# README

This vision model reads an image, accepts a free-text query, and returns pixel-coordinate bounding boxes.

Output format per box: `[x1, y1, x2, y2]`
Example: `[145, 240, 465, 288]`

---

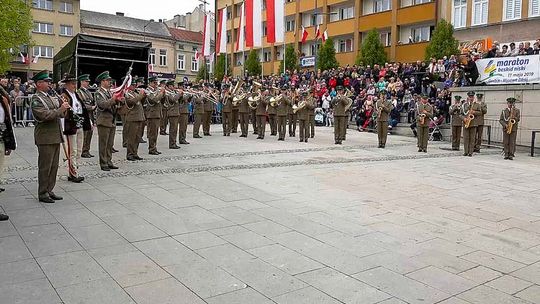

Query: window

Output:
[504, 0, 522, 20]
[60, 25, 73, 36]
[159, 49, 167, 66]
[149, 49, 156, 65]
[310, 44, 320, 56]
[177, 54, 185, 70]
[380, 32, 391, 47]
[414, 0, 431, 4]
[286, 19, 296, 32]
[59, 1, 73, 13]
[227, 7, 232, 20]
[32, 0, 52, 10]
[33, 46, 53, 58]
[375, 0, 391, 12]
[227, 31, 231, 43]
[263, 22, 268, 36]
[453, 0, 467, 28]
[330, 7, 354, 21]
[191, 55, 199, 71]
[178, 45, 184, 50]
[472, 0, 489, 25]
[263, 50, 272, 62]
[310, 13, 323, 26]
[336, 38, 353, 53]
[412, 26, 430, 42]
[33, 22, 53, 34]
[235, 4, 243, 18]
[531, 0, 540, 16]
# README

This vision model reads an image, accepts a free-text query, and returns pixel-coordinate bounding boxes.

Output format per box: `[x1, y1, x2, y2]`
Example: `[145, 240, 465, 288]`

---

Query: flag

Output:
[322, 29, 328, 42]
[148, 64, 154, 72]
[245, 0, 262, 48]
[32, 55, 40, 64]
[315, 25, 321, 40]
[266, 0, 285, 43]
[301, 26, 309, 43]
[19, 53, 28, 64]
[209, 52, 215, 73]
[202, 12, 212, 56]
[194, 50, 200, 60]
[236, 2, 245, 52]
[216, 7, 227, 54]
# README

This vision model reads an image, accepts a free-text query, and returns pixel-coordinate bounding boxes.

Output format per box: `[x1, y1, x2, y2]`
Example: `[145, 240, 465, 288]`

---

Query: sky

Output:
[80, 0, 215, 21]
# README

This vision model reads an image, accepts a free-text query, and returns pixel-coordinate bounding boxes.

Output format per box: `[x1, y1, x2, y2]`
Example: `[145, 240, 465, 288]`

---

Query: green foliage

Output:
[279, 44, 298, 74]
[317, 38, 339, 71]
[0, 0, 33, 74]
[196, 58, 209, 81]
[214, 54, 230, 81]
[244, 50, 261, 76]
[359, 29, 387, 66]
[425, 20, 460, 60]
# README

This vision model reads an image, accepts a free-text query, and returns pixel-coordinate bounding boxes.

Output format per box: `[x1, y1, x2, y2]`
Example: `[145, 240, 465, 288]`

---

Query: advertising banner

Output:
[476, 55, 540, 85]
[300, 56, 316, 68]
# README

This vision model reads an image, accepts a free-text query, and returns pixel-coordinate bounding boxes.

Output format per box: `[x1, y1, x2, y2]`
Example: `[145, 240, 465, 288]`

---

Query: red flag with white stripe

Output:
[245, 0, 262, 48]
[322, 29, 328, 42]
[236, 2, 245, 52]
[315, 25, 321, 40]
[202, 12, 212, 56]
[266, 0, 285, 44]
[216, 7, 227, 54]
[301, 26, 309, 43]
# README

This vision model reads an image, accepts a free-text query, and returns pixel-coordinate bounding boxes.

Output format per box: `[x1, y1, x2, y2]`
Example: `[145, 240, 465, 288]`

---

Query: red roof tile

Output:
[168, 27, 203, 43]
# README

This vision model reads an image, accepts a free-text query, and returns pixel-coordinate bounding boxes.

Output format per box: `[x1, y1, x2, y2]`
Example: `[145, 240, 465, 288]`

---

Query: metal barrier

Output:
[12, 96, 34, 126]
[531, 130, 540, 157]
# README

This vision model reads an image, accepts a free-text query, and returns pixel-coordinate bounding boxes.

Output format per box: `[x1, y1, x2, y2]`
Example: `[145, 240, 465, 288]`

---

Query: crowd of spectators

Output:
[0, 76, 37, 127]
[482, 39, 540, 58]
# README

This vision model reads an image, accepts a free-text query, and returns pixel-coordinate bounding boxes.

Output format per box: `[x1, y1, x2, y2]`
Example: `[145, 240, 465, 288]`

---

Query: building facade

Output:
[166, 4, 216, 38]
[168, 28, 204, 82]
[10, 0, 81, 80]
[80, 10, 177, 79]
[216, 0, 438, 76]
[441, 0, 540, 47]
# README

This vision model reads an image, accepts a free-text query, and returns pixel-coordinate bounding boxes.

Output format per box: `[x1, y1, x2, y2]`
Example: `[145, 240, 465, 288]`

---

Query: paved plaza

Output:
[1, 126, 539, 304]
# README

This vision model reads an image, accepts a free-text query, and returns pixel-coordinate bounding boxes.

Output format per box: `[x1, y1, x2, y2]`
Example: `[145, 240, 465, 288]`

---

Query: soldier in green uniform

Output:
[159, 80, 169, 135]
[221, 84, 233, 136]
[145, 77, 164, 155]
[178, 85, 190, 144]
[474, 93, 487, 153]
[238, 88, 250, 138]
[256, 89, 269, 139]
[288, 89, 297, 137]
[124, 77, 145, 161]
[117, 77, 129, 148]
[308, 94, 316, 139]
[499, 97, 521, 160]
[137, 77, 148, 144]
[77, 74, 95, 158]
[296, 90, 311, 143]
[192, 84, 205, 138]
[450, 95, 463, 150]
[332, 86, 349, 145]
[203, 85, 214, 136]
[416, 94, 433, 153]
[165, 81, 181, 149]
[461, 91, 482, 157]
[276, 85, 290, 141]
[94, 71, 123, 170]
[267, 89, 278, 136]
[31, 70, 70, 203]
[376, 91, 393, 148]
[231, 93, 240, 133]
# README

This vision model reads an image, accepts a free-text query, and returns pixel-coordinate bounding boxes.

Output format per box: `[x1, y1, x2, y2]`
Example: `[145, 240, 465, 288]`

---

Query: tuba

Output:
[506, 105, 517, 134]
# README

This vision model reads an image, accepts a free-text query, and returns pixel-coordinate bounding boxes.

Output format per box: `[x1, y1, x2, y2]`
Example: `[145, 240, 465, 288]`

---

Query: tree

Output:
[214, 54, 231, 81]
[358, 29, 387, 66]
[425, 20, 460, 60]
[244, 49, 261, 76]
[279, 44, 298, 74]
[196, 58, 209, 81]
[0, 0, 33, 74]
[317, 38, 339, 71]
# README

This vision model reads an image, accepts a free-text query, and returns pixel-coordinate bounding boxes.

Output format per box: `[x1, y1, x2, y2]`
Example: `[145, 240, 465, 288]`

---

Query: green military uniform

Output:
[499, 98, 520, 160]
[474, 93, 488, 152]
[288, 95, 297, 137]
[31, 71, 66, 203]
[255, 95, 268, 139]
[461, 92, 482, 156]
[117, 83, 129, 149]
[124, 84, 145, 161]
[76, 75, 95, 158]
[376, 97, 393, 148]
[308, 98, 316, 138]
[238, 94, 250, 137]
[332, 89, 350, 145]
[165, 83, 181, 149]
[94, 72, 119, 170]
[159, 80, 169, 135]
[267, 95, 278, 136]
[221, 87, 233, 136]
[231, 99, 239, 133]
[450, 96, 463, 150]
[145, 79, 164, 154]
[203, 90, 214, 136]
[276, 90, 290, 141]
[416, 98, 433, 152]
[178, 92, 190, 144]
[250, 106, 258, 135]
[192, 92, 204, 138]
[296, 93, 312, 143]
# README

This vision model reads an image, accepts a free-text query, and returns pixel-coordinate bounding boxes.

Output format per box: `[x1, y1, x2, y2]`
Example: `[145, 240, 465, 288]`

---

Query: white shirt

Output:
[67, 90, 83, 114]
[0, 104, 5, 124]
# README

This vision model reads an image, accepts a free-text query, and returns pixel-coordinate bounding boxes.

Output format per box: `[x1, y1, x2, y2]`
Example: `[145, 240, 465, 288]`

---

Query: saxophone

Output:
[463, 103, 475, 129]
[417, 105, 427, 125]
[506, 105, 516, 134]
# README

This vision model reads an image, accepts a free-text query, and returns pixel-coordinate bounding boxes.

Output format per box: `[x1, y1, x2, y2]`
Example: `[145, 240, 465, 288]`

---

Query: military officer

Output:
[192, 85, 204, 138]
[332, 86, 349, 145]
[221, 84, 233, 136]
[77, 74, 95, 158]
[461, 91, 482, 157]
[288, 90, 297, 137]
[376, 91, 393, 148]
[159, 80, 169, 136]
[450, 95, 463, 150]
[137, 77, 148, 144]
[124, 78, 145, 161]
[251, 94, 258, 135]
[416, 94, 433, 153]
[231, 92, 240, 133]
[165, 81, 181, 149]
[296, 90, 311, 143]
[94, 71, 123, 171]
[117, 78, 130, 149]
[203, 85, 214, 136]
[267, 89, 278, 136]
[256, 89, 269, 139]
[238, 88, 250, 138]
[474, 93, 487, 153]
[276, 85, 290, 141]
[499, 97, 520, 160]
[31, 70, 69, 203]
[145, 77, 164, 155]
[308, 94, 316, 139]
[178, 85, 190, 144]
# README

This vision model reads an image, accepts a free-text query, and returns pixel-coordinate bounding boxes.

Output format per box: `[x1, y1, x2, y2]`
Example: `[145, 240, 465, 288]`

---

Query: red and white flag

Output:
[216, 7, 227, 54]
[315, 25, 321, 40]
[322, 29, 328, 42]
[266, 0, 285, 44]
[148, 64, 154, 72]
[194, 50, 200, 60]
[19, 53, 28, 64]
[236, 2, 245, 51]
[32, 55, 40, 64]
[202, 12, 212, 56]
[301, 26, 309, 43]
[245, 0, 262, 48]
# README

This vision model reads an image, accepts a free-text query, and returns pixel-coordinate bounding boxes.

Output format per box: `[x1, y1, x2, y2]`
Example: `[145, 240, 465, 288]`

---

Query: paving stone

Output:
[0, 235, 33, 264]
[37, 251, 109, 288]
[458, 266, 503, 284]
[407, 266, 478, 295]
[511, 262, 540, 285]
[8, 207, 57, 228]
[0, 221, 18, 238]
[125, 278, 206, 304]
[416, 238, 476, 257]
[461, 250, 526, 273]
[83, 200, 133, 217]
[486, 275, 534, 295]
[0, 278, 61, 304]
[173, 231, 228, 250]
[352, 251, 428, 274]
[515, 285, 540, 303]
[411, 251, 477, 274]
[133, 236, 199, 267]
[376, 298, 408, 304]
[354, 267, 450, 304]
[273, 286, 342, 304]
[242, 220, 292, 236]
[296, 267, 391, 303]
[0, 259, 45, 285]
[315, 231, 386, 258]
[221, 230, 276, 250]
[457, 285, 531, 304]
[19, 224, 82, 258]
[197, 243, 256, 266]
[67, 224, 128, 250]
[49, 207, 103, 228]
[437, 297, 474, 304]
[248, 244, 324, 275]
[209, 225, 249, 236]
[56, 277, 135, 304]
[101, 213, 166, 242]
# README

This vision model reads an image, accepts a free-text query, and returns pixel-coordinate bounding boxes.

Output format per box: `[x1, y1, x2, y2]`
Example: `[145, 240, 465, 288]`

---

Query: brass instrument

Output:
[232, 91, 246, 106]
[248, 94, 260, 110]
[463, 104, 475, 129]
[269, 94, 283, 107]
[418, 113, 427, 125]
[231, 79, 243, 95]
[293, 100, 306, 114]
[506, 105, 517, 134]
